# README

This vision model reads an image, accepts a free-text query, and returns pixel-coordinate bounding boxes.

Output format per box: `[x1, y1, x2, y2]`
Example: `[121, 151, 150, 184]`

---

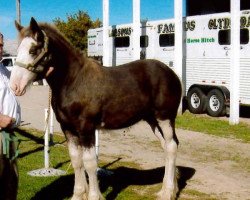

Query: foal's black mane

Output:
[34, 23, 97, 93]
[39, 23, 86, 64]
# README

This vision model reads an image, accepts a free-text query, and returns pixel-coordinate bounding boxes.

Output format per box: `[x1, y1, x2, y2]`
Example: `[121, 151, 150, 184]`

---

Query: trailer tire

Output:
[187, 87, 207, 114]
[207, 89, 226, 117]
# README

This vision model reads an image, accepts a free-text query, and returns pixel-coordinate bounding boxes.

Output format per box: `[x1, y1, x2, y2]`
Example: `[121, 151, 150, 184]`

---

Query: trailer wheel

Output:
[207, 89, 226, 117]
[187, 87, 207, 114]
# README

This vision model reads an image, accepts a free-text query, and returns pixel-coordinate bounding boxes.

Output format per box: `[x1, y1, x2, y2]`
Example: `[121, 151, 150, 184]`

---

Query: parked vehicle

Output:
[0, 56, 16, 72]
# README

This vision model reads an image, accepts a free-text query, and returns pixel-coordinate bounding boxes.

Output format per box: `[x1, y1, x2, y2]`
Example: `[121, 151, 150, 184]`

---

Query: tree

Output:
[53, 11, 101, 51]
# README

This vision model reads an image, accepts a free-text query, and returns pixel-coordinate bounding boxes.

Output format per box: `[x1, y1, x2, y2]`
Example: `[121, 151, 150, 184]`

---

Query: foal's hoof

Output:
[157, 188, 177, 200]
[88, 194, 105, 200]
[71, 193, 88, 200]
[71, 196, 81, 200]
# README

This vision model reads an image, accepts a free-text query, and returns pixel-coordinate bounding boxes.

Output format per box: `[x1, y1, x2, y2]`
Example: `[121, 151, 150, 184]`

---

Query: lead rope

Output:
[0, 131, 20, 161]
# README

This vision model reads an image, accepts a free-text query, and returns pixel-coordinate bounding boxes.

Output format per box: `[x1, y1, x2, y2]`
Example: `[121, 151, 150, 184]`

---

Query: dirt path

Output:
[98, 121, 250, 200]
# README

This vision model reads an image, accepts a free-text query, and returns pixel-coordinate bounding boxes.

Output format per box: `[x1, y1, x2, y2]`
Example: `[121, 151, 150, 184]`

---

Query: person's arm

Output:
[0, 114, 15, 129]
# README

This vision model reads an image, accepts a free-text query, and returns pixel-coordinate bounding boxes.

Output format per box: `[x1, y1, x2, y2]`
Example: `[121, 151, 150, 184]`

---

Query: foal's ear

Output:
[30, 17, 40, 33]
[15, 20, 23, 32]
[30, 17, 43, 41]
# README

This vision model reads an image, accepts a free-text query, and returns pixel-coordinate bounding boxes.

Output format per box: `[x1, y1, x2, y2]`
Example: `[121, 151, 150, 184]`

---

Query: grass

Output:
[14, 112, 249, 199]
[16, 128, 72, 200]
[178, 189, 219, 200]
[176, 112, 250, 143]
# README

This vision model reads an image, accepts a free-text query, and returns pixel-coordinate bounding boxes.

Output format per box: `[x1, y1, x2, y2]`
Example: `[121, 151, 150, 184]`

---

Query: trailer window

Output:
[218, 30, 230, 45]
[140, 35, 148, 48]
[240, 29, 249, 44]
[218, 29, 249, 45]
[114, 36, 130, 48]
[159, 34, 175, 47]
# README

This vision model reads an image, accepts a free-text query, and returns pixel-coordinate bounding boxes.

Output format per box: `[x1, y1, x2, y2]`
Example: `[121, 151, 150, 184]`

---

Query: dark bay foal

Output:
[10, 18, 182, 200]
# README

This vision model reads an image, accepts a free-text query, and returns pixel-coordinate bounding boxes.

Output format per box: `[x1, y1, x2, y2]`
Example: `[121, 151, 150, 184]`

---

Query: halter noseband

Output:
[15, 30, 51, 74]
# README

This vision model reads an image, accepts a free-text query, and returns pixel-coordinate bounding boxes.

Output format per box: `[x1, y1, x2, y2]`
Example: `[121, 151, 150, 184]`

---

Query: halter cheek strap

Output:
[14, 61, 46, 73]
[15, 30, 51, 74]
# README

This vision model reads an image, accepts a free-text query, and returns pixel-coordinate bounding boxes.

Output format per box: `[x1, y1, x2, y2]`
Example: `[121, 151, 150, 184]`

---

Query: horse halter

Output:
[15, 30, 51, 74]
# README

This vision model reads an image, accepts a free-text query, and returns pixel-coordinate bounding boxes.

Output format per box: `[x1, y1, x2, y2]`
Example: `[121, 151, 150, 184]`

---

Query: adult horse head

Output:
[11, 17, 182, 200]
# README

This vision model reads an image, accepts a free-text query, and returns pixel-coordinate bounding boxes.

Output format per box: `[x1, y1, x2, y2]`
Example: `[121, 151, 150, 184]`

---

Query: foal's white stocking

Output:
[155, 120, 178, 200]
[83, 147, 104, 200]
[68, 140, 88, 200]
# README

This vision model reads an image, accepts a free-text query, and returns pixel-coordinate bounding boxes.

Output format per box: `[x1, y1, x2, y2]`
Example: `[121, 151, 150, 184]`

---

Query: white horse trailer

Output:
[87, 10, 250, 117]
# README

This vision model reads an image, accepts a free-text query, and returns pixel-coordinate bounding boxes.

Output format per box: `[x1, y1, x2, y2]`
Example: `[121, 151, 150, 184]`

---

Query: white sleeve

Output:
[0, 73, 21, 128]
[0, 82, 4, 113]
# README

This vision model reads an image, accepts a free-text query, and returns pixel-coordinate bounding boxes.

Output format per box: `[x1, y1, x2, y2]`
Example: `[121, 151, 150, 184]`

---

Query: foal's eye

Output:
[29, 46, 37, 55]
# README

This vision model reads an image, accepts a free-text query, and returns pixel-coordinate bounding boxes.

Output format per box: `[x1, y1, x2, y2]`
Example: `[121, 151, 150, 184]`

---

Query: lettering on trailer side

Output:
[240, 16, 250, 28]
[186, 37, 215, 43]
[157, 20, 196, 34]
[208, 18, 231, 29]
[158, 23, 175, 33]
[208, 15, 250, 30]
[110, 27, 132, 37]
[185, 20, 196, 31]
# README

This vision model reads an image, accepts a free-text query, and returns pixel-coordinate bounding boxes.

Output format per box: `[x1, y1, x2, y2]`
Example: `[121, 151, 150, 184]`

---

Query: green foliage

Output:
[53, 10, 101, 50]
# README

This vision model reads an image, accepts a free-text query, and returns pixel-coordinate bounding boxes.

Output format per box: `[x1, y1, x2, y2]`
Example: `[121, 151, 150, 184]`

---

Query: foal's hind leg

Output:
[66, 132, 88, 200]
[154, 119, 178, 200]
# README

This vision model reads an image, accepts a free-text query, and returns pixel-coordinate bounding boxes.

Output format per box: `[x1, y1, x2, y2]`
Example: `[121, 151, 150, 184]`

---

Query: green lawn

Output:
[176, 112, 250, 143]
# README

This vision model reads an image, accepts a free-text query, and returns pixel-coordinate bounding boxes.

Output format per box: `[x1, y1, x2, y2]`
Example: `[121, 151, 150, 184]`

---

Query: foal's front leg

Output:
[66, 132, 88, 200]
[82, 146, 103, 200]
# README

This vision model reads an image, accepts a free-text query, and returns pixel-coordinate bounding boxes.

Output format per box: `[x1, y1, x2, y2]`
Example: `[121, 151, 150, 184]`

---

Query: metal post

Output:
[49, 108, 54, 135]
[133, 0, 141, 60]
[174, 0, 183, 80]
[44, 109, 49, 168]
[103, 0, 110, 66]
[229, 0, 240, 125]
[16, 0, 21, 24]
[49, 107, 54, 145]
[95, 130, 99, 157]
[174, 0, 183, 113]
[27, 109, 66, 177]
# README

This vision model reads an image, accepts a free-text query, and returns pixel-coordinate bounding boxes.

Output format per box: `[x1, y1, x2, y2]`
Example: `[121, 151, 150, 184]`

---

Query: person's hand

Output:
[0, 114, 15, 129]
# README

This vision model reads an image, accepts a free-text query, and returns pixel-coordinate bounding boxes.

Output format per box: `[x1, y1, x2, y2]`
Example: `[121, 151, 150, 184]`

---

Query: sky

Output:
[0, 0, 186, 40]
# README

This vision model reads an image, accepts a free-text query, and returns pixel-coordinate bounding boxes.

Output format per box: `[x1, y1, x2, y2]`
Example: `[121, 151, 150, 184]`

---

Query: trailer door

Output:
[239, 27, 250, 104]
[152, 22, 175, 69]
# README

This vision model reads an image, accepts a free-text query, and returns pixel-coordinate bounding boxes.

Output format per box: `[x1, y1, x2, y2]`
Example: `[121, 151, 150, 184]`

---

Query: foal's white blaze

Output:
[10, 37, 37, 96]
